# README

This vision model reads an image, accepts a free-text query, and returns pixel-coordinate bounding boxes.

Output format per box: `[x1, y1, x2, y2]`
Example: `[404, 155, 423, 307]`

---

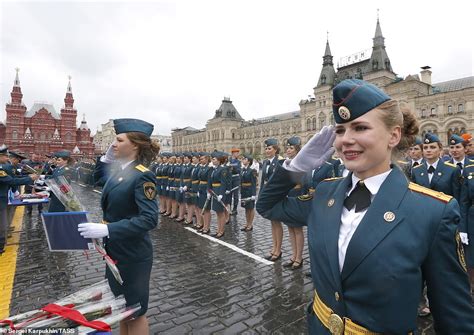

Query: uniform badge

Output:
[118, 177, 123, 182]
[383, 211, 395, 222]
[338, 106, 351, 120]
[420, 173, 424, 176]
[451, 139, 455, 144]
[0, 170, 6, 177]
[455, 231, 467, 272]
[469, 175, 473, 180]
[437, 172, 442, 176]
[143, 182, 156, 200]
[327, 199, 335, 207]
[297, 194, 313, 202]
[424, 138, 430, 144]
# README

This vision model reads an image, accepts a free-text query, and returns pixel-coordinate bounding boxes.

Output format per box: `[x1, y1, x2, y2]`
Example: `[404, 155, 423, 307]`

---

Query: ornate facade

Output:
[174, 19, 473, 157]
[1, 70, 95, 157]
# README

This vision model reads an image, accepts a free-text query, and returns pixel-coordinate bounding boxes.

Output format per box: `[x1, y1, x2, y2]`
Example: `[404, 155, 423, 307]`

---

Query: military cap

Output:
[9, 151, 27, 160]
[113, 118, 154, 137]
[0, 145, 8, 155]
[211, 151, 225, 158]
[200, 152, 210, 157]
[53, 150, 71, 159]
[414, 137, 422, 145]
[332, 79, 391, 124]
[231, 148, 240, 153]
[449, 134, 465, 145]
[287, 136, 301, 146]
[461, 133, 472, 142]
[264, 138, 278, 146]
[183, 152, 193, 158]
[243, 154, 253, 160]
[424, 133, 440, 144]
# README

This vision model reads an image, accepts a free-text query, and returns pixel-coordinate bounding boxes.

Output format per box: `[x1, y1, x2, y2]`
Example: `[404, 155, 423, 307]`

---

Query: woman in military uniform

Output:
[283, 137, 306, 270]
[411, 133, 461, 200]
[78, 118, 160, 334]
[174, 153, 186, 222]
[197, 153, 212, 233]
[47, 150, 74, 212]
[185, 152, 200, 225]
[257, 79, 473, 334]
[209, 151, 229, 238]
[459, 163, 474, 293]
[239, 154, 257, 232]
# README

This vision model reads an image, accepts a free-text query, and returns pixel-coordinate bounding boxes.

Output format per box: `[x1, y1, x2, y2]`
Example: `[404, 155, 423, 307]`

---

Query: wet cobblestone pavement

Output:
[3, 182, 440, 334]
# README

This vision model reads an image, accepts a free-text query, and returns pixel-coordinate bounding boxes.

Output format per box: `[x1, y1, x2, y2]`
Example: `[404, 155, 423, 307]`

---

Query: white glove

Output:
[100, 144, 115, 163]
[217, 195, 223, 202]
[166, 186, 169, 191]
[251, 195, 256, 201]
[285, 125, 336, 173]
[179, 186, 183, 192]
[40, 175, 46, 179]
[460, 232, 469, 245]
[78, 223, 109, 239]
[182, 186, 187, 192]
[206, 193, 211, 200]
[197, 191, 200, 197]
[35, 179, 45, 185]
[225, 190, 231, 195]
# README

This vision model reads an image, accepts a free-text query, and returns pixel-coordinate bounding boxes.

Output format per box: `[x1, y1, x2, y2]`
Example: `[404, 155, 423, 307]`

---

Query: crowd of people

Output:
[1, 79, 474, 333]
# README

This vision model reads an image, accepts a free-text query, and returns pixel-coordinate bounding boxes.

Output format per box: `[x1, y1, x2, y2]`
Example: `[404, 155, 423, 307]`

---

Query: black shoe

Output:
[283, 259, 295, 268]
[305, 271, 312, 278]
[270, 253, 282, 261]
[240, 226, 248, 231]
[291, 260, 303, 270]
[264, 253, 274, 260]
[231, 210, 237, 215]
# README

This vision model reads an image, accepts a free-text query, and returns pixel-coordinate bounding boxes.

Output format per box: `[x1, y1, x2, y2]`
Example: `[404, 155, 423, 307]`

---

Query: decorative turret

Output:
[10, 68, 24, 106]
[316, 35, 336, 88]
[24, 127, 33, 140]
[79, 113, 89, 130]
[64, 75, 75, 109]
[212, 97, 244, 120]
[368, 15, 393, 73]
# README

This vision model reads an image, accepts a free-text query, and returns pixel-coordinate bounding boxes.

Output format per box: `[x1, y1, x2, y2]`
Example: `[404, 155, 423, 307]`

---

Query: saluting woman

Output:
[47, 150, 75, 212]
[257, 79, 473, 334]
[79, 118, 160, 334]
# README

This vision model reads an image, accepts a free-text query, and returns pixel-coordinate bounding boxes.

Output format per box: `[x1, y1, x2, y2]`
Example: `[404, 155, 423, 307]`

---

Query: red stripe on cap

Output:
[333, 83, 363, 107]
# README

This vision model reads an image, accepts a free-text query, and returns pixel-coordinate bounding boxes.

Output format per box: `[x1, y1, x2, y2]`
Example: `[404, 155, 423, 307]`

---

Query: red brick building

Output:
[1, 70, 95, 157]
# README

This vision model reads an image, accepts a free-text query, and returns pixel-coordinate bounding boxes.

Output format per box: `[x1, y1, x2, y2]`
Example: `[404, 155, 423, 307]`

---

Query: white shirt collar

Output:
[121, 160, 135, 170]
[349, 169, 392, 196]
[453, 157, 465, 165]
[428, 159, 439, 170]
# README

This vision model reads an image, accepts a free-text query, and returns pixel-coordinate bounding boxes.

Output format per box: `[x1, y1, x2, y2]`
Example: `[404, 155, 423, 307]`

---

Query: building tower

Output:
[60, 76, 77, 145]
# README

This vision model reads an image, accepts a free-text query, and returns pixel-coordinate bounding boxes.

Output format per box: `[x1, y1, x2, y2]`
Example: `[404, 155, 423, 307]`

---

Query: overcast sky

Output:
[1, 0, 473, 136]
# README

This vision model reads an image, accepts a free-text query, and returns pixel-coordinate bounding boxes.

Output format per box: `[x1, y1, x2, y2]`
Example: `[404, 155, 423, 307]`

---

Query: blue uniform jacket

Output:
[459, 163, 474, 267]
[47, 165, 73, 212]
[0, 164, 33, 209]
[256, 164, 473, 334]
[240, 167, 257, 199]
[303, 161, 335, 194]
[101, 161, 158, 264]
[411, 160, 461, 200]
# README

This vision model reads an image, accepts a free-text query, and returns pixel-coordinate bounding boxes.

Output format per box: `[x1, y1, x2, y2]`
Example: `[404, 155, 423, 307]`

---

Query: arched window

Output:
[430, 107, 437, 116]
[12, 130, 18, 140]
[65, 132, 72, 142]
[321, 75, 326, 85]
[447, 105, 453, 114]
[306, 119, 311, 131]
[318, 112, 326, 129]
[458, 104, 464, 113]
[312, 117, 317, 130]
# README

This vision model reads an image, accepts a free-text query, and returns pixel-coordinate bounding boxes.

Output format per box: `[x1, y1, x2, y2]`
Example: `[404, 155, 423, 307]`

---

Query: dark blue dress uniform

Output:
[303, 162, 335, 195]
[182, 159, 194, 205]
[47, 151, 74, 213]
[229, 153, 241, 210]
[174, 162, 185, 204]
[161, 160, 171, 198]
[257, 79, 474, 334]
[411, 160, 461, 200]
[197, 160, 211, 210]
[167, 163, 177, 200]
[189, 160, 201, 206]
[459, 163, 474, 268]
[97, 118, 159, 317]
[260, 139, 284, 193]
[209, 163, 228, 213]
[240, 162, 257, 209]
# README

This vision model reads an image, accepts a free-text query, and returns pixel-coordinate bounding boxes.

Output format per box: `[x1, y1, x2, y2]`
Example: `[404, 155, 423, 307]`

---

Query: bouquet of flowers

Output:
[43, 177, 123, 285]
[0, 280, 139, 333]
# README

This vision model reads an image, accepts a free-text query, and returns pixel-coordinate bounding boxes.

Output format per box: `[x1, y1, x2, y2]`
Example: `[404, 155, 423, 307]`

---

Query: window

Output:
[421, 109, 426, 118]
[312, 118, 317, 131]
[430, 108, 436, 116]
[458, 104, 464, 113]
[306, 119, 311, 131]
[12, 130, 18, 140]
[448, 105, 452, 114]
[321, 75, 326, 85]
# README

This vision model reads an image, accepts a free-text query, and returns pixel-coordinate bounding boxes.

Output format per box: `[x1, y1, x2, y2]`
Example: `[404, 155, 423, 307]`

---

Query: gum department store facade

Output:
[172, 19, 473, 157]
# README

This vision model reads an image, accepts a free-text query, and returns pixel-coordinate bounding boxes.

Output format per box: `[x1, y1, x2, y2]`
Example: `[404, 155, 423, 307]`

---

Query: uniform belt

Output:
[232, 174, 240, 177]
[169, 187, 178, 191]
[200, 181, 207, 184]
[212, 183, 221, 187]
[183, 179, 191, 182]
[312, 290, 380, 335]
[241, 182, 252, 187]
[192, 180, 200, 184]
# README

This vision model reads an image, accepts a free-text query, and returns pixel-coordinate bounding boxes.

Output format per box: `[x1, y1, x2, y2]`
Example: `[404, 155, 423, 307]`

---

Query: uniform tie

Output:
[427, 166, 435, 174]
[344, 181, 371, 213]
[457, 162, 463, 170]
[412, 161, 420, 167]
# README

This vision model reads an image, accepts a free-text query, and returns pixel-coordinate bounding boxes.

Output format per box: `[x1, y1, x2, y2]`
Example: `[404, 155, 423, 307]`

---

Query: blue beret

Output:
[424, 133, 440, 144]
[0, 145, 8, 155]
[9, 151, 26, 160]
[449, 134, 464, 145]
[332, 79, 391, 124]
[211, 151, 225, 158]
[414, 137, 422, 145]
[113, 118, 153, 137]
[287, 136, 301, 146]
[53, 150, 71, 159]
[264, 138, 278, 146]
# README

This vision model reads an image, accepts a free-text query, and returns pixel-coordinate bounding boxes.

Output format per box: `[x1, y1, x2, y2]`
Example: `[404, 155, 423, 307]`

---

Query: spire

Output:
[368, 12, 393, 73]
[10, 68, 23, 105]
[64, 75, 74, 109]
[316, 36, 336, 88]
[14, 68, 20, 87]
[79, 113, 89, 130]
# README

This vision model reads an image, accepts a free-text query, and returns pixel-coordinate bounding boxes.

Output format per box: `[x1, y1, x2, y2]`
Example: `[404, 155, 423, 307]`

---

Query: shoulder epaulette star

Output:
[412, 164, 423, 169]
[135, 164, 150, 173]
[444, 161, 457, 168]
[408, 182, 452, 203]
[322, 177, 344, 182]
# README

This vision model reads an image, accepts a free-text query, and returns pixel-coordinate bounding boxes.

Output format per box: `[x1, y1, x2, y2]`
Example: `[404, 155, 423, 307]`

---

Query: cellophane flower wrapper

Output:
[1, 280, 110, 329]
[43, 176, 124, 285]
[76, 304, 141, 335]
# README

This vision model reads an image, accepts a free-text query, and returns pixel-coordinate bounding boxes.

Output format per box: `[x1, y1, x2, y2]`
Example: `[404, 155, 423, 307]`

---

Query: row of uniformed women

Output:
[153, 151, 258, 237]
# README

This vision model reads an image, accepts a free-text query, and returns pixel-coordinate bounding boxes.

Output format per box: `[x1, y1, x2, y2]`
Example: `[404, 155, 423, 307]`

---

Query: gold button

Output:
[335, 292, 340, 301]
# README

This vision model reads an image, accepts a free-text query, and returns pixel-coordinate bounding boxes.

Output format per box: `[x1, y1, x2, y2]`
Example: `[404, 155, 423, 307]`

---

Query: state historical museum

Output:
[1, 70, 95, 157]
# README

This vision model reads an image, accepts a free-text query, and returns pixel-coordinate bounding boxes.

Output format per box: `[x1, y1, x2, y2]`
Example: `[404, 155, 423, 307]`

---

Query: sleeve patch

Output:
[0, 170, 7, 177]
[143, 181, 156, 200]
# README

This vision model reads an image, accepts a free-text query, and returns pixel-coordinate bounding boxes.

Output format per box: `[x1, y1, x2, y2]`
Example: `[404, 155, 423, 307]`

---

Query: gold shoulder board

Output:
[0, 170, 7, 177]
[323, 177, 344, 182]
[397, 160, 409, 165]
[135, 164, 150, 173]
[464, 164, 474, 169]
[408, 182, 452, 203]
[444, 161, 457, 168]
[412, 164, 423, 169]
[297, 194, 313, 201]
